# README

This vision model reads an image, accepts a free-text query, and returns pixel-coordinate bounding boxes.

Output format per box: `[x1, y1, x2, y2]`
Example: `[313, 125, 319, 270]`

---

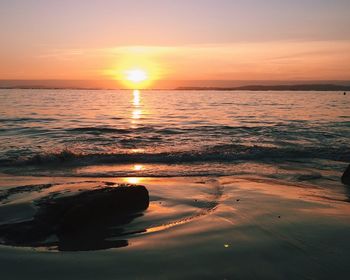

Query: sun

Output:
[104, 54, 162, 89]
[121, 68, 151, 89]
[125, 69, 148, 83]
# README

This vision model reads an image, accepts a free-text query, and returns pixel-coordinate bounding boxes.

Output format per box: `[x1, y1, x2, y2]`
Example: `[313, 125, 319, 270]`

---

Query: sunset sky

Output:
[1, 0, 350, 88]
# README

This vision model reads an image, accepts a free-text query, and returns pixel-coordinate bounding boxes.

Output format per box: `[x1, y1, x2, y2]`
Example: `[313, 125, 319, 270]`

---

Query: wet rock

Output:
[55, 184, 149, 231]
[0, 183, 149, 251]
[341, 164, 350, 186]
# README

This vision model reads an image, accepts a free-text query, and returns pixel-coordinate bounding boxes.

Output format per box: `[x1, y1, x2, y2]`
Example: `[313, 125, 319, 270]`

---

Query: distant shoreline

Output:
[0, 84, 349, 91]
[176, 84, 350, 91]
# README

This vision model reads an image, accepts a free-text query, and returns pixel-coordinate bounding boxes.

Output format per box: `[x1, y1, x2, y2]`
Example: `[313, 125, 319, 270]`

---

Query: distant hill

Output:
[176, 84, 350, 91]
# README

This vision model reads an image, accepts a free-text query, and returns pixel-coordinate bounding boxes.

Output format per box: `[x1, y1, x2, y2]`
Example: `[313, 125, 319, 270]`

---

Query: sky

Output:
[1, 0, 350, 88]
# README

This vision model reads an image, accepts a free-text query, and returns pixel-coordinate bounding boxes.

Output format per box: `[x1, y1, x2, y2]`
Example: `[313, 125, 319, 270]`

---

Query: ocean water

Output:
[0, 89, 349, 181]
[1, 89, 350, 276]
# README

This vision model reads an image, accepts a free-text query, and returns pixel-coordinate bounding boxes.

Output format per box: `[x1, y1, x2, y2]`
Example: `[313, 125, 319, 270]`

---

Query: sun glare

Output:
[125, 69, 148, 83]
[104, 48, 163, 89]
[119, 68, 152, 89]
[104, 57, 163, 89]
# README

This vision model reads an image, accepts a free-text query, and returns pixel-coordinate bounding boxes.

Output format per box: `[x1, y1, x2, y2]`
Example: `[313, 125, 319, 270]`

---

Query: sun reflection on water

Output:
[133, 89, 140, 106]
[131, 89, 143, 124]
[124, 177, 142, 184]
[132, 109, 142, 119]
[131, 148, 145, 153]
[133, 164, 144, 171]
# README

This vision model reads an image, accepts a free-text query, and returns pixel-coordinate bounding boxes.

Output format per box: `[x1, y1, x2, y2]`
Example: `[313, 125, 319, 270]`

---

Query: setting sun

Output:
[125, 69, 148, 83]
[103, 47, 163, 89]
[105, 65, 154, 89]
[120, 67, 153, 89]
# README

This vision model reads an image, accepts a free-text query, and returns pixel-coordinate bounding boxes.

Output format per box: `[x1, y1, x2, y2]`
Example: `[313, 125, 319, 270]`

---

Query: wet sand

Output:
[0, 174, 350, 279]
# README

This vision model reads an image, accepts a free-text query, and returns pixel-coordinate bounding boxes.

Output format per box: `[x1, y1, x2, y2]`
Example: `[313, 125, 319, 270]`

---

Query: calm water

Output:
[0, 89, 349, 180]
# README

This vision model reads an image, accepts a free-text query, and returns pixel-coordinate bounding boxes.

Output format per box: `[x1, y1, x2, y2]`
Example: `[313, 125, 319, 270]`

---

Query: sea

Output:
[1, 89, 350, 278]
[0, 89, 349, 182]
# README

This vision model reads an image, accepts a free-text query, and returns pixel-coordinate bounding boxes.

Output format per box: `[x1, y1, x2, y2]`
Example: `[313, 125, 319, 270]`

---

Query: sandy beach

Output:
[1, 173, 349, 279]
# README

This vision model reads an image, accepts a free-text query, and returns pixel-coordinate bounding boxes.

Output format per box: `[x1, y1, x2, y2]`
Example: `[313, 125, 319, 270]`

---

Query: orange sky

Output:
[1, 1, 350, 88]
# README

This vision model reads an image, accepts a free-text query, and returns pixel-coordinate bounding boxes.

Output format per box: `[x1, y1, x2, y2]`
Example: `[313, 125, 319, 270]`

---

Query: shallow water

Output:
[0, 175, 350, 279]
[0, 89, 349, 181]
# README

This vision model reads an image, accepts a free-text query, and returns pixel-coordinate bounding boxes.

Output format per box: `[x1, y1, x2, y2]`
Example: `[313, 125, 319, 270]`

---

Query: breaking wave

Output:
[1, 144, 349, 168]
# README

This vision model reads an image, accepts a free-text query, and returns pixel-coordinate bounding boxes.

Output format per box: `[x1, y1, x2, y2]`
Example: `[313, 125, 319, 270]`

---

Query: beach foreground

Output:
[1, 174, 349, 279]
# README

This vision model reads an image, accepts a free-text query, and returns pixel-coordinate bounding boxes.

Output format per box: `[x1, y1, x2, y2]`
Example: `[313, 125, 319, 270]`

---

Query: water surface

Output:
[0, 89, 349, 180]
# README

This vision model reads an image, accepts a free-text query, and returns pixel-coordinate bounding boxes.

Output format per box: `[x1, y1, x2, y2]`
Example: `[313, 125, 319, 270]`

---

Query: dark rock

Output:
[55, 184, 149, 231]
[341, 164, 350, 186]
[0, 183, 149, 251]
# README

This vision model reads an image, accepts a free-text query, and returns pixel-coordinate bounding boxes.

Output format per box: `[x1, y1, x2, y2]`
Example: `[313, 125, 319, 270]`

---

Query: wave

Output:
[68, 127, 133, 134]
[1, 144, 349, 168]
[0, 117, 56, 123]
[65, 121, 350, 136]
[67, 126, 186, 135]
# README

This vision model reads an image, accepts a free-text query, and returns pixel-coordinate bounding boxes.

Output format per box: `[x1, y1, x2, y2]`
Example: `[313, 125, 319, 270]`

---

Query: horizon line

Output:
[1, 82, 350, 92]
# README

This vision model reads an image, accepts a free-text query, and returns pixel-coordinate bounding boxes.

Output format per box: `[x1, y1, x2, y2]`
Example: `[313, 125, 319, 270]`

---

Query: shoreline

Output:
[1, 174, 349, 279]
